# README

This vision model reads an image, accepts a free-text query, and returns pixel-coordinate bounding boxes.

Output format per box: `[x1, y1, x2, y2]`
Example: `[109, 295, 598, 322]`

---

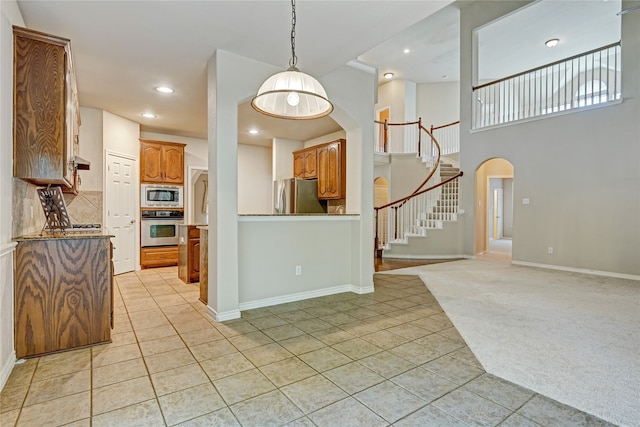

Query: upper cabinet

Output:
[140, 139, 185, 184]
[292, 139, 346, 200]
[317, 139, 346, 200]
[13, 26, 81, 191]
[293, 147, 317, 179]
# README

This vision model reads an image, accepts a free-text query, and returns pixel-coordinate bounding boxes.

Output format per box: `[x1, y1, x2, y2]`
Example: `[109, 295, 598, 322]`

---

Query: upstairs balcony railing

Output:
[375, 118, 460, 156]
[473, 41, 622, 129]
[431, 121, 460, 156]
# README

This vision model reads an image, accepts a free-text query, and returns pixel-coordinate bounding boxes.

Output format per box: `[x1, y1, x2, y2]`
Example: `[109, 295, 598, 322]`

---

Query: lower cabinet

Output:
[14, 236, 113, 358]
[178, 225, 201, 283]
[141, 245, 178, 268]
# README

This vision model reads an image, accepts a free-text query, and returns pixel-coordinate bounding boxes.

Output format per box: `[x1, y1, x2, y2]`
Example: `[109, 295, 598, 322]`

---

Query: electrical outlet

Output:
[295, 265, 302, 276]
[523, 198, 530, 205]
[547, 247, 554, 254]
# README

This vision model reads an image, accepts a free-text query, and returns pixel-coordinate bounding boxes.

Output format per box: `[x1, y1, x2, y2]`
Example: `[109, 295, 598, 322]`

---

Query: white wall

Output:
[103, 111, 140, 158]
[303, 130, 347, 148]
[460, 1, 640, 276]
[417, 82, 460, 127]
[238, 144, 272, 214]
[272, 138, 303, 181]
[238, 217, 366, 307]
[0, 0, 24, 391]
[376, 80, 412, 152]
[78, 107, 104, 191]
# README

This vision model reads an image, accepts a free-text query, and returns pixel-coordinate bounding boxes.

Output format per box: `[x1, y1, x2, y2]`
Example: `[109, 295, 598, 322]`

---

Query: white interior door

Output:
[106, 152, 137, 274]
[493, 188, 504, 240]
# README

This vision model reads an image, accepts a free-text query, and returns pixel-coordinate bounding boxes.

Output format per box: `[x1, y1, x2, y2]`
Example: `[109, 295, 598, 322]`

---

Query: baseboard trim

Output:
[239, 283, 373, 312]
[0, 351, 16, 391]
[382, 254, 466, 260]
[512, 260, 640, 281]
[206, 306, 241, 323]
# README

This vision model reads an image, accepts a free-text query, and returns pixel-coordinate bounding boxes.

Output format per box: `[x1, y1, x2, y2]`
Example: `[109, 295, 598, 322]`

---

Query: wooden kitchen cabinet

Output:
[293, 147, 317, 178]
[178, 225, 201, 283]
[14, 235, 113, 358]
[13, 26, 81, 190]
[317, 139, 346, 199]
[140, 245, 179, 269]
[140, 139, 186, 184]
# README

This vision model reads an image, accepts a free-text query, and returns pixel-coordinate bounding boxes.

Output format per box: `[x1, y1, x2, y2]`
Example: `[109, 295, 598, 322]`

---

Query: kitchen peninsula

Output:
[201, 213, 367, 321]
[13, 231, 114, 358]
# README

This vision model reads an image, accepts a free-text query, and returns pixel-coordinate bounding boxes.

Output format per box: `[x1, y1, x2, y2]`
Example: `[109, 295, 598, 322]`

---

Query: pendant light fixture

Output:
[251, 0, 333, 120]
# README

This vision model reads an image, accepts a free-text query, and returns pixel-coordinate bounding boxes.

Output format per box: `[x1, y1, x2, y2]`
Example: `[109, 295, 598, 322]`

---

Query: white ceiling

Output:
[16, 0, 453, 144]
[15, 0, 622, 145]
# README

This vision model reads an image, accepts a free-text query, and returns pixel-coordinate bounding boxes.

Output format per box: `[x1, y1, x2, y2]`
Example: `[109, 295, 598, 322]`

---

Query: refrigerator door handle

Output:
[276, 180, 285, 214]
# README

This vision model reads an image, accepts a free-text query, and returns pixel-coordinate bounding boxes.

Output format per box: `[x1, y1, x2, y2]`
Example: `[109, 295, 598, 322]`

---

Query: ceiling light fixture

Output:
[545, 38, 559, 48]
[383, 72, 394, 80]
[403, 48, 410, 54]
[155, 86, 174, 94]
[251, 0, 333, 120]
[141, 112, 156, 119]
[249, 129, 259, 135]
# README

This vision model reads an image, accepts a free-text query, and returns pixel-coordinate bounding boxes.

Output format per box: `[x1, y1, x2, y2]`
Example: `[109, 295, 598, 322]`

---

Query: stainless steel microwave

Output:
[141, 184, 183, 208]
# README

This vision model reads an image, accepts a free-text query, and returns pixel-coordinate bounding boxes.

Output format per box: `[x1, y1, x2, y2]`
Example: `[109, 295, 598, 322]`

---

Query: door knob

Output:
[130, 219, 136, 223]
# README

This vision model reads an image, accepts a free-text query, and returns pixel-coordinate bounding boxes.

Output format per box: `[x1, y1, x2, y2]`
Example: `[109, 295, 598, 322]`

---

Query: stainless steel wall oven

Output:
[141, 210, 184, 247]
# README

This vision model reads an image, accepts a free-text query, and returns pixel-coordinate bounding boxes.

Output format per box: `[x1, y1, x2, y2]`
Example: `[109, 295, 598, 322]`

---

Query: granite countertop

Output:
[15, 229, 115, 241]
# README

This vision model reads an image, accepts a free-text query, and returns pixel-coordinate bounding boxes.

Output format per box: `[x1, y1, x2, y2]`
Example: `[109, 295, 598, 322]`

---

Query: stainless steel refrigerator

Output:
[274, 178, 327, 214]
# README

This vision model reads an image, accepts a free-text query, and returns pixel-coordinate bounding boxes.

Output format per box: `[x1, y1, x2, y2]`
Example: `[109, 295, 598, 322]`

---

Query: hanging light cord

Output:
[289, 0, 298, 70]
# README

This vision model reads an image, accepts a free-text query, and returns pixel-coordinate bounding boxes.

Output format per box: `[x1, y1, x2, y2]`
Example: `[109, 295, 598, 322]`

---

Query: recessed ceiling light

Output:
[545, 38, 559, 48]
[141, 112, 157, 119]
[403, 48, 410, 54]
[249, 129, 259, 135]
[383, 72, 394, 80]
[155, 86, 174, 94]
[442, 75, 448, 79]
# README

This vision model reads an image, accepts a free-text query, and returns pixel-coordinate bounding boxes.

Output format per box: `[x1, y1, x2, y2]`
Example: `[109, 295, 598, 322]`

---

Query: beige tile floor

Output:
[1, 267, 616, 426]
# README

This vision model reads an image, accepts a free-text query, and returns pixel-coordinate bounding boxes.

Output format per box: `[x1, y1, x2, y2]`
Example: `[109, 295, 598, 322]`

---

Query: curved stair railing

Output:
[374, 119, 463, 253]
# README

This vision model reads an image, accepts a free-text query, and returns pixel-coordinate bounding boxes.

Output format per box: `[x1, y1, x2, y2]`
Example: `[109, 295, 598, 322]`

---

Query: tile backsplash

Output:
[12, 179, 103, 237]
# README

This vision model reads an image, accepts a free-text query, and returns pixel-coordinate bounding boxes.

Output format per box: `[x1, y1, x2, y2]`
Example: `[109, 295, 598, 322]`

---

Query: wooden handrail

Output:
[473, 41, 621, 91]
[375, 171, 463, 212]
[407, 124, 440, 197]
[374, 119, 421, 127]
[431, 120, 460, 131]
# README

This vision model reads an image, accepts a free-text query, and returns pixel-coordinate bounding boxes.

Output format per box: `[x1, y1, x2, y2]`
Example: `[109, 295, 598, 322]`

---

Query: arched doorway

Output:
[474, 158, 514, 259]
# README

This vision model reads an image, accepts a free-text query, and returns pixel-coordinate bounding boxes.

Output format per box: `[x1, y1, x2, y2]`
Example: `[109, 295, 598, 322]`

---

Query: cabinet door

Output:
[14, 238, 111, 358]
[318, 142, 342, 199]
[13, 31, 69, 187]
[293, 152, 305, 178]
[163, 145, 184, 184]
[190, 239, 201, 282]
[303, 149, 317, 178]
[140, 142, 164, 183]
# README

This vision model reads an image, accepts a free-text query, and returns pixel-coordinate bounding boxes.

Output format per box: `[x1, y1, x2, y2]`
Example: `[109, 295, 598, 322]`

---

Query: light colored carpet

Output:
[380, 257, 640, 427]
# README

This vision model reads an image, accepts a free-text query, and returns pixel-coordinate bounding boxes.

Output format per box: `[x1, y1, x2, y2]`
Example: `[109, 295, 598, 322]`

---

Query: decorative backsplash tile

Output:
[64, 191, 103, 225]
[12, 179, 103, 237]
